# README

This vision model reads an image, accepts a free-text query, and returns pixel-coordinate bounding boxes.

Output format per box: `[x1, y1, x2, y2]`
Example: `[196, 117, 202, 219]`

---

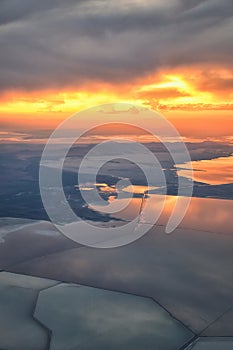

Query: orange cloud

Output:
[0, 65, 232, 139]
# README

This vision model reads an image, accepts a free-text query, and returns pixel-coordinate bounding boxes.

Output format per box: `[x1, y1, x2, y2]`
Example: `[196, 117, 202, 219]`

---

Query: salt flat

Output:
[0, 195, 232, 349]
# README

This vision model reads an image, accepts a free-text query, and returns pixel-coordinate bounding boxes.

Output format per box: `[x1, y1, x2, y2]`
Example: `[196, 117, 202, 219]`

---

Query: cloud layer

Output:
[0, 0, 232, 91]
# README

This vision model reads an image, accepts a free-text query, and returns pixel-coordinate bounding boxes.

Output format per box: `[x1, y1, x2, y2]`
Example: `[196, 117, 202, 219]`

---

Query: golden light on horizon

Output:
[0, 66, 232, 136]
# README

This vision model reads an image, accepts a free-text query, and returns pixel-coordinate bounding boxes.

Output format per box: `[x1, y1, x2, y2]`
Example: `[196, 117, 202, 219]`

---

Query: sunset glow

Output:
[1, 67, 232, 137]
[0, 0, 232, 141]
[0, 2, 233, 343]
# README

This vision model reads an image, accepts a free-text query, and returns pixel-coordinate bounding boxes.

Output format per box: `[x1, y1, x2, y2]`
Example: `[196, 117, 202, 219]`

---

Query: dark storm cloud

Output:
[0, 0, 232, 91]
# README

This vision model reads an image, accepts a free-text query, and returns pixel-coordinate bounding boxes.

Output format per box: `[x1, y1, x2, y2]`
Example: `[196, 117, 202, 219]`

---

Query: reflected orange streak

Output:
[141, 195, 233, 234]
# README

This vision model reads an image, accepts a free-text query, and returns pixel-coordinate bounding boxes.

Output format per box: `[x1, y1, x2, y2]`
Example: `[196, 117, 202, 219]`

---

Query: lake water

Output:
[177, 155, 233, 185]
[88, 185, 233, 235]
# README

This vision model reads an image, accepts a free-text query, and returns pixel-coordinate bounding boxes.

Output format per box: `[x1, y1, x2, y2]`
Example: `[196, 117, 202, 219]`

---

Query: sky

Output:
[0, 0, 232, 139]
